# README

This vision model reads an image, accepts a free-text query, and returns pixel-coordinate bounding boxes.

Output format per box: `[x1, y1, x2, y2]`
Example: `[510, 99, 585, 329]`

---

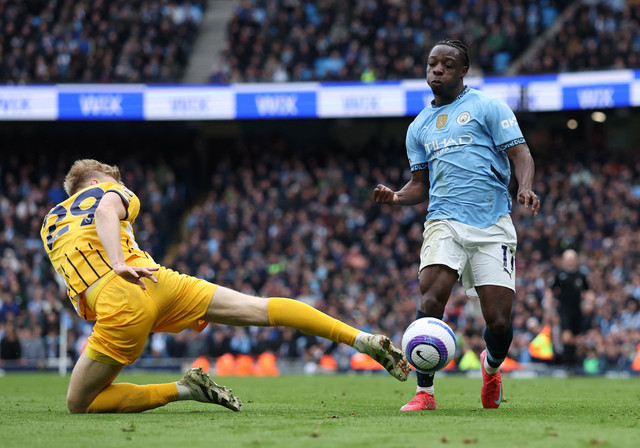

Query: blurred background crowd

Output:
[214, 0, 572, 82]
[214, 0, 638, 82]
[1, 0, 639, 376]
[0, 0, 204, 83]
[2, 0, 639, 84]
[1, 116, 639, 375]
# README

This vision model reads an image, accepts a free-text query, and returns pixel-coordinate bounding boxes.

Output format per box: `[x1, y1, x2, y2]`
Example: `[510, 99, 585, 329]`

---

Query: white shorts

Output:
[418, 215, 517, 298]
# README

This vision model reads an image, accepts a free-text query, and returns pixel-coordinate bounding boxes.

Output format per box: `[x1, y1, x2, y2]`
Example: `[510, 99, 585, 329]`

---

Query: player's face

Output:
[426, 45, 468, 98]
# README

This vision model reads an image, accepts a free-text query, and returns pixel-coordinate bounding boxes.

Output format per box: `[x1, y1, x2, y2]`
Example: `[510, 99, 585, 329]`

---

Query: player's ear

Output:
[90, 179, 99, 185]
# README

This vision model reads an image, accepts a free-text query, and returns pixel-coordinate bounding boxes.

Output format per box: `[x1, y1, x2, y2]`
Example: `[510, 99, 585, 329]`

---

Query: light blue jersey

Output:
[406, 86, 525, 228]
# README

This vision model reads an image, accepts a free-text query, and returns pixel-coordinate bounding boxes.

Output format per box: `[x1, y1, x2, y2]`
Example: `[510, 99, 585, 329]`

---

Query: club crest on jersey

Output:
[457, 112, 471, 125]
[436, 114, 448, 129]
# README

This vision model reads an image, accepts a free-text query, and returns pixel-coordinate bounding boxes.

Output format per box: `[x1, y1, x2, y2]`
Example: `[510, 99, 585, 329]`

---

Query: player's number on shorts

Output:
[44, 187, 104, 250]
[501, 244, 514, 275]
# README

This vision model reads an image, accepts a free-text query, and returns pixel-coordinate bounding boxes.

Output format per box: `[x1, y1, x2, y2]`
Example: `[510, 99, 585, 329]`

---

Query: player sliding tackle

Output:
[41, 159, 411, 414]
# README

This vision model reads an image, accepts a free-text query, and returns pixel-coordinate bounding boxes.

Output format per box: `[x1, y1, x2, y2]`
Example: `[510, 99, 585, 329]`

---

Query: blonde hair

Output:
[63, 159, 122, 196]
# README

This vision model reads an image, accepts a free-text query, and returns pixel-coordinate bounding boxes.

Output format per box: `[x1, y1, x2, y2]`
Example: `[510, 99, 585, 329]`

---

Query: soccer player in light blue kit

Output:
[374, 39, 541, 411]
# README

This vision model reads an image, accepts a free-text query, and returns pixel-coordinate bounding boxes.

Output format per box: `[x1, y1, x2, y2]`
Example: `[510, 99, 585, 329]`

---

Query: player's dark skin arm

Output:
[505, 143, 541, 216]
[373, 169, 429, 206]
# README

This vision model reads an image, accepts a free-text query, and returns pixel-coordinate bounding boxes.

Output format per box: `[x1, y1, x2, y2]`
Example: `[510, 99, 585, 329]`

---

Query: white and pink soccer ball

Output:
[401, 317, 457, 373]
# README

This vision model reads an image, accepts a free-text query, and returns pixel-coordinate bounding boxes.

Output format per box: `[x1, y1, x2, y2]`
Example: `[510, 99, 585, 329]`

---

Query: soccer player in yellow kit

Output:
[41, 159, 410, 414]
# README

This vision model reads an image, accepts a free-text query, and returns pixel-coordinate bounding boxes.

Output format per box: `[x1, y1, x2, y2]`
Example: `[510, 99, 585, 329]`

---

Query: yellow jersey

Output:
[41, 182, 152, 319]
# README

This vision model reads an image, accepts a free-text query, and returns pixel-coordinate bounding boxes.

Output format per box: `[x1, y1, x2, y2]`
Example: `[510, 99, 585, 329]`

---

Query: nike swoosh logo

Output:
[495, 384, 503, 406]
[415, 350, 430, 362]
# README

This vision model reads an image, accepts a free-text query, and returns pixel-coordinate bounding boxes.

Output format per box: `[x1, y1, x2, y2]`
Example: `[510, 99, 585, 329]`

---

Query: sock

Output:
[417, 385, 435, 395]
[416, 370, 435, 387]
[176, 382, 192, 400]
[87, 382, 179, 413]
[415, 309, 440, 388]
[268, 297, 360, 346]
[483, 355, 500, 375]
[483, 324, 513, 374]
[353, 331, 373, 353]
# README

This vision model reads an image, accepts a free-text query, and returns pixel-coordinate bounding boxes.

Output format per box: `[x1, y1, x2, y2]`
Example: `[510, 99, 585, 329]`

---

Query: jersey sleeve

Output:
[483, 98, 526, 152]
[581, 273, 589, 291]
[103, 183, 140, 223]
[406, 120, 428, 171]
[550, 272, 559, 289]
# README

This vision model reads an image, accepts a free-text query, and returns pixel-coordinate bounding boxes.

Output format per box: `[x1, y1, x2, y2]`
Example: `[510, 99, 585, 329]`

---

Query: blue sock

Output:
[415, 309, 442, 388]
[483, 324, 513, 368]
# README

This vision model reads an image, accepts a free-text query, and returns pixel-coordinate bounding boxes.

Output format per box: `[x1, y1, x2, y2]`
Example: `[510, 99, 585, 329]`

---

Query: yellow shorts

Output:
[85, 257, 216, 366]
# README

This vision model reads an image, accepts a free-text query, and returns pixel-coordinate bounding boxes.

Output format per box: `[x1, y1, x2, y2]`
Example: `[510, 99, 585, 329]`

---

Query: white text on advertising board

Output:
[343, 95, 379, 111]
[79, 95, 123, 116]
[255, 94, 298, 116]
[0, 97, 30, 111]
[171, 97, 208, 112]
[576, 88, 614, 109]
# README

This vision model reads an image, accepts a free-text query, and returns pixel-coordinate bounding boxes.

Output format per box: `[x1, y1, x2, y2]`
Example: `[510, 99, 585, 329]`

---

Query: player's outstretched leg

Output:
[480, 350, 503, 409]
[263, 298, 410, 381]
[357, 334, 411, 382]
[400, 390, 437, 411]
[206, 295, 410, 382]
[178, 367, 241, 411]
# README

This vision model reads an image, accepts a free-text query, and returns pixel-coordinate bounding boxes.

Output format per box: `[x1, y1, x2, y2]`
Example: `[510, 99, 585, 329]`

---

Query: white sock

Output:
[176, 382, 192, 400]
[484, 357, 501, 375]
[353, 331, 372, 352]
[417, 386, 435, 395]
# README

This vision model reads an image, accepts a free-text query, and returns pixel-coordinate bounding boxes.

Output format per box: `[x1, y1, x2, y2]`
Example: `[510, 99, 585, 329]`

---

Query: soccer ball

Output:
[401, 317, 457, 373]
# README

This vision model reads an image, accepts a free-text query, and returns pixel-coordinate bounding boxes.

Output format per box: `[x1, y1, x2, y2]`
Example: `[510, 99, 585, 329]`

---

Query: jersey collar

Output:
[431, 85, 470, 109]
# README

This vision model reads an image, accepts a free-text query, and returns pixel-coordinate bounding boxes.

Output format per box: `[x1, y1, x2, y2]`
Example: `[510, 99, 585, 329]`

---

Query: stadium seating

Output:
[3, 0, 633, 85]
[212, 0, 574, 83]
[0, 0, 204, 84]
[517, 1, 640, 74]
[1, 126, 638, 376]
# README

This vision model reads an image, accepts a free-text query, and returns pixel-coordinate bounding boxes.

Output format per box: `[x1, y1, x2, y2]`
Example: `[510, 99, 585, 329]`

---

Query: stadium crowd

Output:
[1, 123, 639, 376]
[212, 0, 577, 83]
[518, 0, 640, 74]
[0, 0, 638, 377]
[0, 0, 204, 84]
[3, 0, 638, 86]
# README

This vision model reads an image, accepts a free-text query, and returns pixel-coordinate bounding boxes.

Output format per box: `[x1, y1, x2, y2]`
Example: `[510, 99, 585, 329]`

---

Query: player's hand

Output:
[113, 263, 159, 290]
[373, 184, 398, 205]
[517, 189, 541, 216]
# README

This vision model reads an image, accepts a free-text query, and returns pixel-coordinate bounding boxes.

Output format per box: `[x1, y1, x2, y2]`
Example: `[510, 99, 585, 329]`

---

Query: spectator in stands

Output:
[19, 325, 46, 368]
[0, 290, 21, 323]
[0, 322, 21, 363]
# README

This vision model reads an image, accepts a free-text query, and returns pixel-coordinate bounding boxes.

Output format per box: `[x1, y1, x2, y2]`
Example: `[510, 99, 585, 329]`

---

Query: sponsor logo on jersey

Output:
[501, 117, 518, 129]
[424, 135, 474, 156]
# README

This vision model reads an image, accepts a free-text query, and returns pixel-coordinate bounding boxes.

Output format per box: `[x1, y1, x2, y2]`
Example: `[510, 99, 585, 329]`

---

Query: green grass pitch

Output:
[0, 372, 638, 448]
